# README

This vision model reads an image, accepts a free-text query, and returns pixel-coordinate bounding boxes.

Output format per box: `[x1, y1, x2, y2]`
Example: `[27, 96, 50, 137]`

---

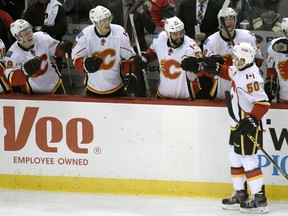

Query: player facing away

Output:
[4, 19, 65, 94]
[72, 6, 138, 97]
[0, 38, 10, 93]
[202, 7, 263, 100]
[135, 16, 202, 99]
[265, 17, 288, 102]
[181, 42, 270, 213]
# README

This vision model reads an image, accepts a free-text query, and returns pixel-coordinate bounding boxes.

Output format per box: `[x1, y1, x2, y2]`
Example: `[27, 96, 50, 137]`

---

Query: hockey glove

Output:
[209, 54, 224, 65]
[134, 53, 150, 70]
[83, 56, 103, 73]
[234, 115, 259, 136]
[123, 74, 137, 95]
[181, 56, 201, 73]
[264, 79, 278, 102]
[202, 57, 221, 75]
[60, 40, 73, 54]
[272, 38, 288, 54]
[21, 56, 41, 78]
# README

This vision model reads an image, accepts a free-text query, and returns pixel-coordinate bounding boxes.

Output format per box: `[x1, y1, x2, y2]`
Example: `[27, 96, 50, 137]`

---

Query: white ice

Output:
[0, 189, 287, 216]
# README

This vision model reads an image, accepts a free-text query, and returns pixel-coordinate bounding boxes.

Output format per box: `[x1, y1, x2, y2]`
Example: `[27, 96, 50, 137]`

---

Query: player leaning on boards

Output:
[134, 16, 202, 99]
[4, 19, 65, 94]
[265, 17, 288, 103]
[72, 6, 138, 97]
[185, 6, 263, 101]
[0, 38, 10, 93]
[181, 42, 270, 213]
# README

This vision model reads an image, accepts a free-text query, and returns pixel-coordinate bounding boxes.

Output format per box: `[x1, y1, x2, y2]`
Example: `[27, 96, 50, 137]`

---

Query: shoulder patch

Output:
[6, 51, 13, 58]
[77, 31, 84, 39]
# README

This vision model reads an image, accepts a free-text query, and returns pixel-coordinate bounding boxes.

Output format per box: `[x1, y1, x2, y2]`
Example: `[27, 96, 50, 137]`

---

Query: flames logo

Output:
[160, 59, 181, 79]
[278, 60, 288, 80]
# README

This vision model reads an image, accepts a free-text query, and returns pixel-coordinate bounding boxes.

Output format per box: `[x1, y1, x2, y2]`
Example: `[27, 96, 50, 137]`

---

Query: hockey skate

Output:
[222, 189, 248, 210]
[240, 191, 269, 214]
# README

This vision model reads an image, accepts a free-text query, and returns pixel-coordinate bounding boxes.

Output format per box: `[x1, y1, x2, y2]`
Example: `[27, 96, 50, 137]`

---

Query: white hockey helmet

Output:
[10, 19, 31, 38]
[218, 7, 237, 32]
[233, 42, 256, 66]
[89, 6, 112, 25]
[281, 18, 288, 37]
[164, 16, 184, 34]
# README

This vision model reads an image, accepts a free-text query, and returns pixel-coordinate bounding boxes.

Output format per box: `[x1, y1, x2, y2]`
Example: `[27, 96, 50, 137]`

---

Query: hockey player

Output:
[71, 6, 137, 97]
[265, 17, 288, 102]
[5, 19, 65, 94]
[184, 42, 270, 213]
[135, 16, 202, 99]
[202, 7, 263, 100]
[0, 38, 10, 93]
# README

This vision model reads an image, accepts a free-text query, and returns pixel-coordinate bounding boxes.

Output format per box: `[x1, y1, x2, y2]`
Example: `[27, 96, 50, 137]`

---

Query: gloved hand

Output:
[201, 57, 221, 75]
[83, 56, 103, 73]
[21, 56, 41, 78]
[181, 56, 202, 73]
[60, 40, 73, 54]
[234, 115, 259, 136]
[264, 79, 278, 102]
[134, 53, 150, 70]
[123, 74, 137, 95]
[209, 54, 224, 65]
[272, 38, 288, 54]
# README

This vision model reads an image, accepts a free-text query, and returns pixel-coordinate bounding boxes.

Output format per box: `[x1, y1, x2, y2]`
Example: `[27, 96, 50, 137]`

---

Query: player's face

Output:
[233, 55, 245, 68]
[19, 28, 34, 48]
[222, 16, 236, 33]
[97, 17, 112, 35]
[170, 30, 185, 47]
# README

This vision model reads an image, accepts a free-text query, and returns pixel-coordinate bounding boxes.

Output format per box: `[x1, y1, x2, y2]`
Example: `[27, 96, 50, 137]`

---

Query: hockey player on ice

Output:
[181, 42, 270, 214]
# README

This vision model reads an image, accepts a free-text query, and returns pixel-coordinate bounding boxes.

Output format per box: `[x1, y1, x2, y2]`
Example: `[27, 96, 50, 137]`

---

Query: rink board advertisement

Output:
[0, 97, 287, 199]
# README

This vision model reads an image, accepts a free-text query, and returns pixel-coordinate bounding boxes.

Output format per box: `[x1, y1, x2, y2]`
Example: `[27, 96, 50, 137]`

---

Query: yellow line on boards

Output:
[0, 175, 287, 200]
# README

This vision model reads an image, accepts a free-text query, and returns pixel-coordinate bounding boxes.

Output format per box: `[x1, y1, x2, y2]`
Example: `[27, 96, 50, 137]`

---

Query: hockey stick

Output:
[225, 91, 288, 181]
[65, 52, 75, 94]
[220, 0, 235, 46]
[129, 0, 152, 97]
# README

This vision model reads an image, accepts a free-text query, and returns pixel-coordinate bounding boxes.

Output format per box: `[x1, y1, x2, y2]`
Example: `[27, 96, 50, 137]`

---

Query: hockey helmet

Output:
[218, 7, 237, 32]
[233, 42, 256, 66]
[281, 18, 288, 37]
[164, 16, 184, 34]
[89, 6, 112, 24]
[10, 19, 31, 38]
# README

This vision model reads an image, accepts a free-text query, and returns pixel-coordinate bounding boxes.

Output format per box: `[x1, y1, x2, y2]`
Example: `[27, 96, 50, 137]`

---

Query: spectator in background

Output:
[218, 0, 253, 30]
[108, 0, 156, 97]
[177, 0, 220, 99]
[147, 0, 176, 30]
[0, 0, 25, 20]
[0, 38, 10, 93]
[0, 10, 14, 49]
[23, 0, 67, 73]
[5, 19, 66, 94]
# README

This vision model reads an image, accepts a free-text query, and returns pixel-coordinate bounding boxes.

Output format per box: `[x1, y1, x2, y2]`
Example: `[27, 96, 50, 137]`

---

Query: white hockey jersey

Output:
[226, 64, 269, 129]
[0, 39, 10, 93]
[149, 31, 202, 99]
[4, 32, 62, 93]
[71, 24, 136, 94]
[267, 37, 288, 101]
[203, 29, 263, 100]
